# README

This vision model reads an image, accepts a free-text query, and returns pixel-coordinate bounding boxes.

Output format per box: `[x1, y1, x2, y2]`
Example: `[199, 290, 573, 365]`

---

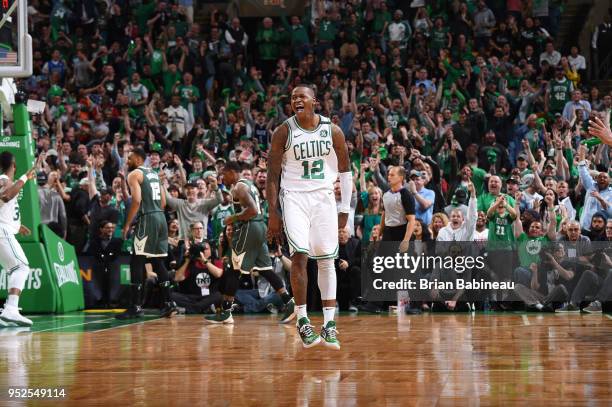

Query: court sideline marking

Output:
[94, 316, 163, 332]
[34, 318, 116, 333]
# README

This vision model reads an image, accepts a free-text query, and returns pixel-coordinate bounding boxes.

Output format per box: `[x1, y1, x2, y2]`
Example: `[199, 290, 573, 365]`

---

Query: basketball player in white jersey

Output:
[0, 152, 38, 327]
[267, 85, 351, 349]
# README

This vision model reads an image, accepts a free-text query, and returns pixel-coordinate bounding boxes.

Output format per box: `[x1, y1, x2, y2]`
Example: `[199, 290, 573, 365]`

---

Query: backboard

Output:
[0, 0, 32, 77]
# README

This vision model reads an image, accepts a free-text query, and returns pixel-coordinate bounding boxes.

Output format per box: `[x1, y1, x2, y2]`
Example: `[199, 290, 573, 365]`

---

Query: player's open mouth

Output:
[295, 104, 304, 112]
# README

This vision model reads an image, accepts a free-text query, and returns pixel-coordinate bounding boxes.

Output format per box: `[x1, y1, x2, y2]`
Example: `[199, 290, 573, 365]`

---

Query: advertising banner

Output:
[0, 242, 58, 312]
[40, 225, 84, 312]
[0, 131, 40, 243]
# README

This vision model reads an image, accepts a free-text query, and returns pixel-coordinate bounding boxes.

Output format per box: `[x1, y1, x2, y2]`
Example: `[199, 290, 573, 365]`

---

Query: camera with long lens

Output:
[189, 242, 205, 261]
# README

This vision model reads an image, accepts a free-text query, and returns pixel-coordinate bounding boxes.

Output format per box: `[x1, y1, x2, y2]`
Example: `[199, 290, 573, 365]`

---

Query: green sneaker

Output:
[320, 321, 340, 350]
[204, 310, 234, 324]
[279, 298, 296, 324]
[296, 317, 321, 348]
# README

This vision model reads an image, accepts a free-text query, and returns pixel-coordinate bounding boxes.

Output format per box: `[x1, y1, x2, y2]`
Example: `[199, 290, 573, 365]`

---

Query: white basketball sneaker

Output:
[0, 306, 33, 327]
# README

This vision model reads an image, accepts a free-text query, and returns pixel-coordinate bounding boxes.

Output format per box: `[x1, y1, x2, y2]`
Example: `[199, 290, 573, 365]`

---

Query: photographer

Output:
[171, 222, 223, 314]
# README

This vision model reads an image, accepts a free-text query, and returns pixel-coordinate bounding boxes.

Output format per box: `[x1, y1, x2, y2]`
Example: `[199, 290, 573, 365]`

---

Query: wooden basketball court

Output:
[0, 312, 611, 405]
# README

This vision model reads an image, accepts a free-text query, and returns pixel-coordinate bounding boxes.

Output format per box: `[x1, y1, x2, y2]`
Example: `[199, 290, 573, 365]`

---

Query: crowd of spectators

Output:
[23, 0, 612, 313]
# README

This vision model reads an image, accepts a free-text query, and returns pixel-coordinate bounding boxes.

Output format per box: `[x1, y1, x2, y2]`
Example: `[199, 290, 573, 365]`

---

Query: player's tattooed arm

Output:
[123, 170, 143, 239]
[0, 162, 37, 203]
[225, 183, 258, 224]
[266, 123, 288, 240]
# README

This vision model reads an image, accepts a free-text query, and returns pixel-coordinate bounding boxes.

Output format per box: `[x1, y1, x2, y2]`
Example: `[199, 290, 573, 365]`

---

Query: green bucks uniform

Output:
[133, 167, 168, 257]
[547, 78, 573, 114]
[231, 179, 272, 274]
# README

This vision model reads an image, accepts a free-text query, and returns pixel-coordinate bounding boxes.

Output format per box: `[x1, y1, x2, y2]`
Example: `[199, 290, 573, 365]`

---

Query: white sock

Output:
[6, 294, 19, 308]
[323, 307, 336, 326]
[296, 304, 307, 320]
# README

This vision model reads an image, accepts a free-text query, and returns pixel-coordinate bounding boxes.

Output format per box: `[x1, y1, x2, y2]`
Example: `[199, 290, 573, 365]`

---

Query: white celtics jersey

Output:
[0, 175, 21, 235]
[281, 114, 338, 192]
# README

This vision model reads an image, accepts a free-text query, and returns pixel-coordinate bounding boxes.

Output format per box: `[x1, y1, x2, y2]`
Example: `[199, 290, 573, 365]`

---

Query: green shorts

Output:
[231, 220, 272, 274]
[133, 212, 168, 258]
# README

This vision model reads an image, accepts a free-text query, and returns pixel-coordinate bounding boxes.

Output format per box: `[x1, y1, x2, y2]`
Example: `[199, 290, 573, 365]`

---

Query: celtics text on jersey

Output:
[281, 114, 338, 192]
[548, 78, 573, 113]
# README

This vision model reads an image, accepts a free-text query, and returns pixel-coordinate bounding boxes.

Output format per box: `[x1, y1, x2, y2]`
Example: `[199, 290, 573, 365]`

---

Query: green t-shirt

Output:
[372, 10, 391, 32]
[179, 85, 200, 108]
[134, 2, 156, 34]
[350, 151, 362, 175]
[188, 171, 203, 183]
[517, 232, 549, 268]
[163, 70, 182, 98]
[430, 27, 449, 51]
[442, 59, 464, 88]
[487, 211, 515, 248]
[256, 28, 280, 60]
[317, 20, 338, 42]
[65, 174, 80, 191]
[471, 166, 487, 196]
[360, 191, 381, 243]
[506, 74, 523, 90]
[477, 192, 515, 213]
[280, 16, 309, 46]
[141, 78, 156, 95]
[385, 110, 407, 134]
[151, 49, 164, 75]
[209, 203, 234, 246]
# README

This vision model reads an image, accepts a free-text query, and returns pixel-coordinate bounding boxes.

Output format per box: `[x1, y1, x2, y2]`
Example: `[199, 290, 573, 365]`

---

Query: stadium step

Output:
[554, 1, 594, 53]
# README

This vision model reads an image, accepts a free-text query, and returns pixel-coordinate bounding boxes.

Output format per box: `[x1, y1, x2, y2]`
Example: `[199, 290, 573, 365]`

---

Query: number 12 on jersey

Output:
[151, 182, 161, 201]
[301, 159, 324, 180]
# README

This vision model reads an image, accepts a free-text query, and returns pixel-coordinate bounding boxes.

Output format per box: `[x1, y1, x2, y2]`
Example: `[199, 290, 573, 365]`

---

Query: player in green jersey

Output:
[116, 148, 177, 320]
[205, 161, 296, 324]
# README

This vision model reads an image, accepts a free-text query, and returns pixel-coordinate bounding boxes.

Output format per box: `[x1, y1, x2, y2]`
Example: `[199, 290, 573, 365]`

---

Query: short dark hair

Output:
[131, 147, 147, 162]
[0, 151, 14, 173]
[293, 84, 317, 98]
[223, 160, 242, 173]
[97, 219, 114, 230]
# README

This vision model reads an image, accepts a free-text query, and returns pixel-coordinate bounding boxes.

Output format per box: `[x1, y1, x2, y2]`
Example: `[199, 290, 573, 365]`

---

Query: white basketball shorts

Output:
[279, 188, 339, 259]
[0, 229, 29, 272]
